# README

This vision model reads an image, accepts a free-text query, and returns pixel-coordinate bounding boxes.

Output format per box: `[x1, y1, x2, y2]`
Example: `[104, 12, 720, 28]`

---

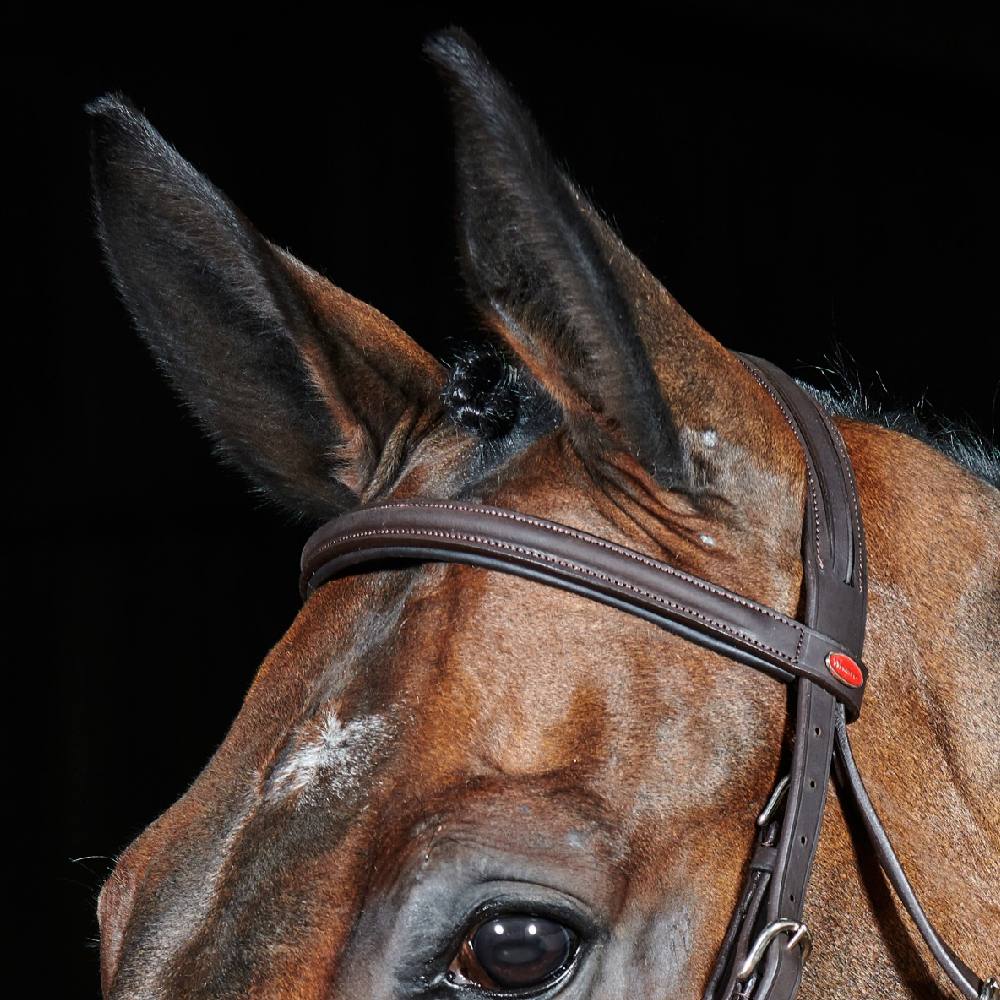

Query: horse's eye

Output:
[448, 913, 578, 992]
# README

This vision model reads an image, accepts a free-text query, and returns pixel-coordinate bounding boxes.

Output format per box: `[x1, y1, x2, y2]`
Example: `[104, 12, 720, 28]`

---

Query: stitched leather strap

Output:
[300, 500, 867, 718]
[704, 356, 868, 1000]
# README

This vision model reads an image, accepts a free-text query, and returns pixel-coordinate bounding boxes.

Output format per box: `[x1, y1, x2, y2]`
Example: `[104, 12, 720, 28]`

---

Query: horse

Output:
[88, 26, 998, 1000]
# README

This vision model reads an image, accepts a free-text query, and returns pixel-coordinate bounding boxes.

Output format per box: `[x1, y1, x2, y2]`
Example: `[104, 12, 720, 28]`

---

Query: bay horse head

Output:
[88, 27, 998, 1000]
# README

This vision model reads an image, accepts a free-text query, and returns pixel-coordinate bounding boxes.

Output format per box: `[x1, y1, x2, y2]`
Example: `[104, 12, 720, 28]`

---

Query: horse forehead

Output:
[231, 454, 794, 806]
[275, 462, 793, 787]
[389, 558, 780, 788]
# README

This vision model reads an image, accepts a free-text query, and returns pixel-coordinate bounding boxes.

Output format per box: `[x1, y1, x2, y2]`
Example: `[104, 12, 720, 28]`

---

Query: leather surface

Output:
[727, 356, 868, 1000]
[301, 501, 868, 718]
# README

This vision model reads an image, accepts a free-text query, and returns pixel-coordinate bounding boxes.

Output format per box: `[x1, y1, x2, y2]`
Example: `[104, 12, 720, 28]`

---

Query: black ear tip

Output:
[422, 25, 489, 80]
[85, 91, 128, 117]
[85, 93, 159, 161]
[85, 92, 141, 131]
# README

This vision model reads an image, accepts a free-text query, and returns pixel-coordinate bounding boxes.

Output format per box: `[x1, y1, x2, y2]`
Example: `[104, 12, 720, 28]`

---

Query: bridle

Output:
[298, 355, 996, 1000]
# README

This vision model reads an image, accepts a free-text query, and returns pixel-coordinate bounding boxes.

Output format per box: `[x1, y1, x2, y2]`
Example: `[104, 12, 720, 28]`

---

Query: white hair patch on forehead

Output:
[265, 705, 391, 805]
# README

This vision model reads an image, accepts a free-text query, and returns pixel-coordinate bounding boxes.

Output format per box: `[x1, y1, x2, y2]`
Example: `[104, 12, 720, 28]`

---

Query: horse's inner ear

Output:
[88, 95, 446, 520]
[424, 29, 805, 516]
[424, 30, 682, 486]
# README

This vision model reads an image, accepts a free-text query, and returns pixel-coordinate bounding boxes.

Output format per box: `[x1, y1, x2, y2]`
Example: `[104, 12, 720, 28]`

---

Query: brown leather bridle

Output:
[299, 355, 996, 1000]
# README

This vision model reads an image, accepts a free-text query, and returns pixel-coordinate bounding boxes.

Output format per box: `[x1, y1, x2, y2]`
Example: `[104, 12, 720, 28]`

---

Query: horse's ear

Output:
[424, 29, 800, 506]
[424, 30, 681, 485]
[88, 95, 446, 520]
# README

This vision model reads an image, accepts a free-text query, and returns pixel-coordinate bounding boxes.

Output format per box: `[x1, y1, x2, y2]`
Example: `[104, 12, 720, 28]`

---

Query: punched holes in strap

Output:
[727, 359, 868, 1000]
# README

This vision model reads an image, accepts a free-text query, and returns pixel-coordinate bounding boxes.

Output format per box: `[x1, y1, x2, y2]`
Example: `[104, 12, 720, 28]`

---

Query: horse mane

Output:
[797, 356, 1000, 489]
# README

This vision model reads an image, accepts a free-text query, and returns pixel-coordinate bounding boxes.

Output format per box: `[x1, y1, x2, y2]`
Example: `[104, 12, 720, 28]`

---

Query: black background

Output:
[11, 6, 997, 996]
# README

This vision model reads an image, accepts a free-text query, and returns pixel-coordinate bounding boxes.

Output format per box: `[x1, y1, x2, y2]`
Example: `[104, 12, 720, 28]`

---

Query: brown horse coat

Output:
[89, 27, 999, 1000]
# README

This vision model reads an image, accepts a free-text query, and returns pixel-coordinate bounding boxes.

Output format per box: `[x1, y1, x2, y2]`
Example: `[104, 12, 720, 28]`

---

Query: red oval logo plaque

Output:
[826, 651, 863, 688]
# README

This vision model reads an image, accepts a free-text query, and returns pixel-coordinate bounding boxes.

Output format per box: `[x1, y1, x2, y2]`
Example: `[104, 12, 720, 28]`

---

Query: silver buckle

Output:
[756, 775, 790, 828]
[737, 919, 812, 982]
[980, 976, 999, 1000]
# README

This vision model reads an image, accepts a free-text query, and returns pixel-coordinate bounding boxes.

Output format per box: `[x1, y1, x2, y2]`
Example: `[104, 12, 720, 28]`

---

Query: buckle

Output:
[737, 919, 812, 982]
[756, 775, 790, 828]
[980, 977, 999, 1000]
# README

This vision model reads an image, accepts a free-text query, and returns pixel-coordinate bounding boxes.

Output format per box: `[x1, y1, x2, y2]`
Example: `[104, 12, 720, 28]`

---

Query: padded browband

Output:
[298, 354, 993, 1000]
[300, 499, 867, 719]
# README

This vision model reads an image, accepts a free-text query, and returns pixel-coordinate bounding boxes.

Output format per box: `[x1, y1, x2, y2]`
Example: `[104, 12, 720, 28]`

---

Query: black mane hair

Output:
[799, 362, 999, 489]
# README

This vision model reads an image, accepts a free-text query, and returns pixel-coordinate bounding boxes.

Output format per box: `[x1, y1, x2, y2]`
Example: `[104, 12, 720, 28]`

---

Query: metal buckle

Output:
[980, 976, 999, 1000]
[756, 775, 790, 828]
[737, 919, 812, 982]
